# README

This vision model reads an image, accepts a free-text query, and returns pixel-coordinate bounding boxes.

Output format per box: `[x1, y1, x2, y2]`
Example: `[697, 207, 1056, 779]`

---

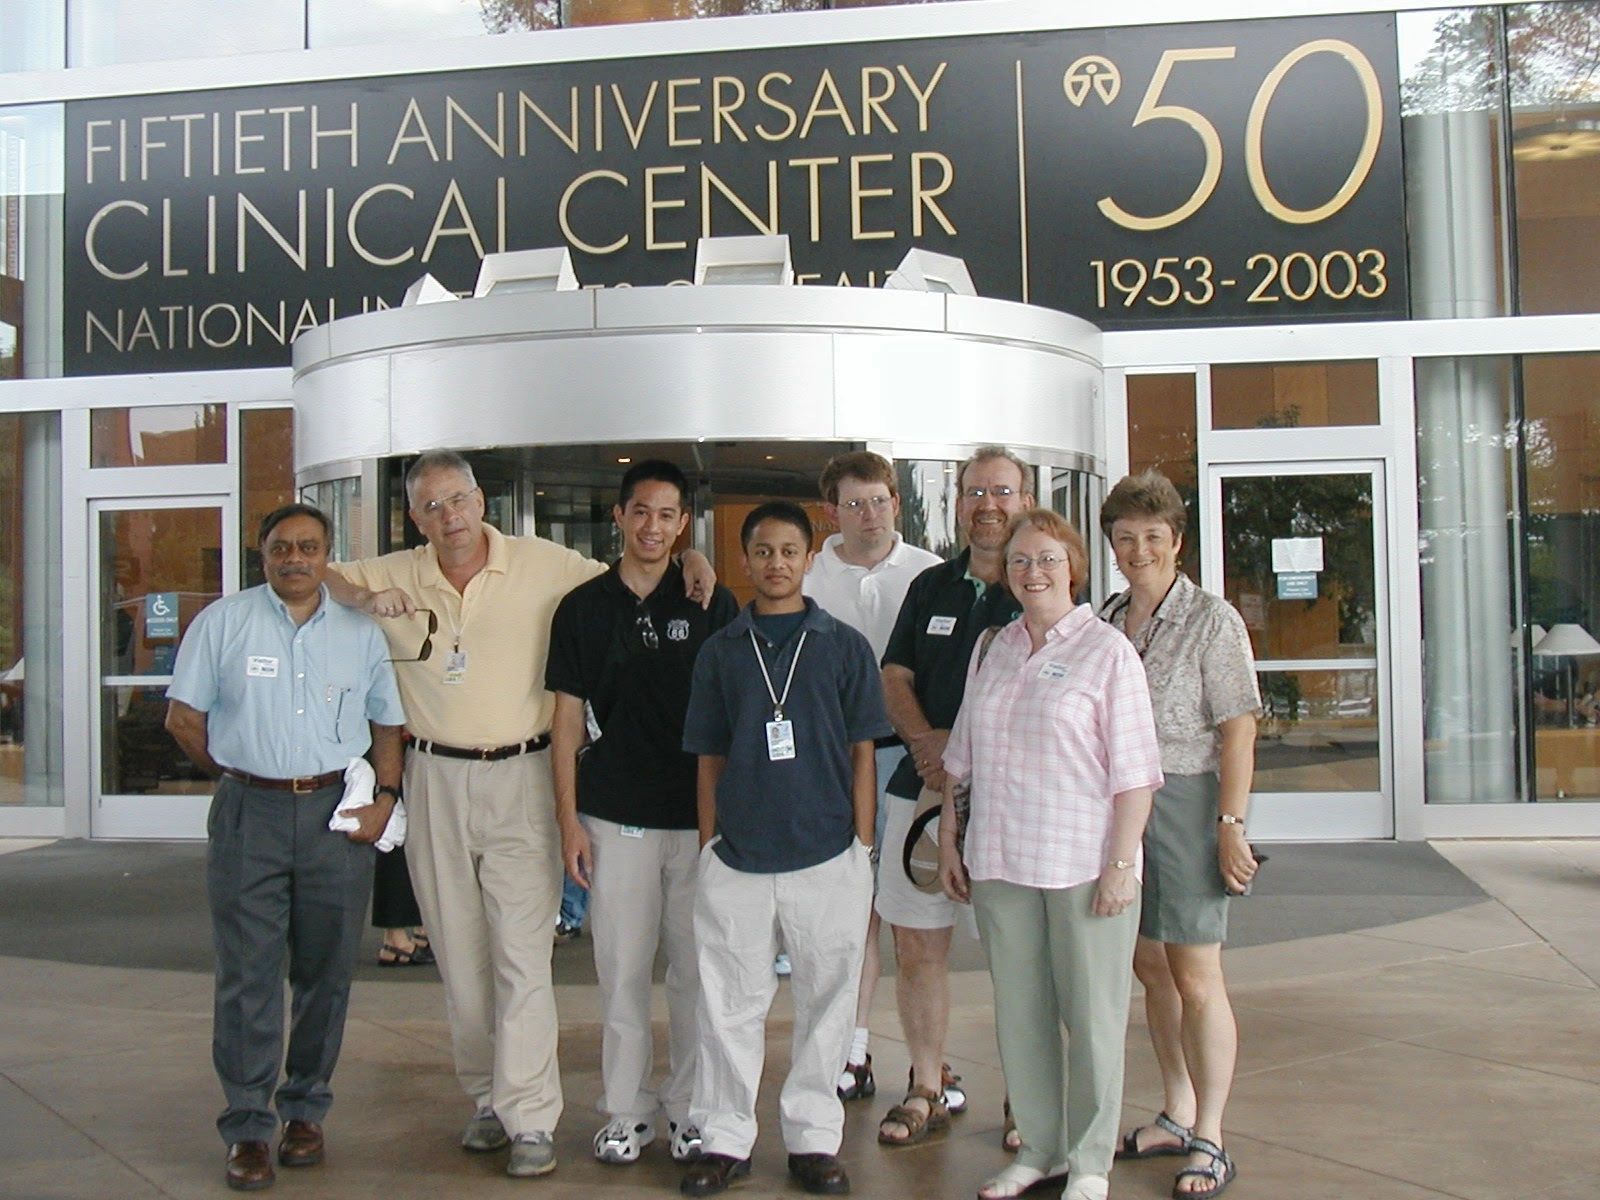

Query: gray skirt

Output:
[1140, 772, 1229, 945]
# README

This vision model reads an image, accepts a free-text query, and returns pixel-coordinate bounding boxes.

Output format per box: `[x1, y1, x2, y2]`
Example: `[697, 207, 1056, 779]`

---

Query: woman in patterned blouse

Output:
[1098, 472, 1261, 1200]
[939, 508, 1162, 1200]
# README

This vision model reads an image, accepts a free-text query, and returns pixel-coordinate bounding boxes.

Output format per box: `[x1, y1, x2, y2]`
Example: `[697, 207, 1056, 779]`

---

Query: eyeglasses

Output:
[839, 495, 893, 513]
[636, 606, 659, 650]
[387, 609, 437, 663]
[1006, 552, 1066, 573]
[963, 485, 1017, 501]
[418, 490, 478, 519]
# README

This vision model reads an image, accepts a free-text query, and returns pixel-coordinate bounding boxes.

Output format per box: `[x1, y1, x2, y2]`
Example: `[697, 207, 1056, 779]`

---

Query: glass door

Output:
[1204, 462, 1391, 839]
[91, 497, 232, 838]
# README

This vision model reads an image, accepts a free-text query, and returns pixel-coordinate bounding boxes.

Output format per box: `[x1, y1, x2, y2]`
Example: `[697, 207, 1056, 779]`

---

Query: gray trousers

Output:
[206, 776, 375, 1145]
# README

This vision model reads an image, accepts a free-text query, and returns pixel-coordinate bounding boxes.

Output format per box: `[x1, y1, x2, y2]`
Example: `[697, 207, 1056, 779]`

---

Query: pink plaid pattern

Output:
[944, 605, 1164, 891]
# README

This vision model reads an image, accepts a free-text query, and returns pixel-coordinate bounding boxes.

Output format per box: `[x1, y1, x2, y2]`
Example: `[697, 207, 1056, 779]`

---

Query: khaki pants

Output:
[971, 877, 1139, 1177]
[691, 841, 872, 1159]
[584, 816, 701, 1126]
[404, 747, 563, 1137]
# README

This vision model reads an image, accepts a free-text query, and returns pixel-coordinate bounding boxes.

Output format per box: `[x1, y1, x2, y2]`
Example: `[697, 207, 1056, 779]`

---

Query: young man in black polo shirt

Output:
[680, 502, 891, 1197]
[547, 460, 738, 1168]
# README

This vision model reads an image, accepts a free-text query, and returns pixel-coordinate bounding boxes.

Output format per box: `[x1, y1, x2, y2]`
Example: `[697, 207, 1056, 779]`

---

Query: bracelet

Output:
[1107, 859, 1135, 871]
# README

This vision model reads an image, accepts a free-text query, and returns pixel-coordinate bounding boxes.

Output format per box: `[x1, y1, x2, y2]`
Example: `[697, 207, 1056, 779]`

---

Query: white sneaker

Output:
[507, 1131, 557, 1177]
[668, 1120, 704, 1163]
[593, 1117, 655, 1165]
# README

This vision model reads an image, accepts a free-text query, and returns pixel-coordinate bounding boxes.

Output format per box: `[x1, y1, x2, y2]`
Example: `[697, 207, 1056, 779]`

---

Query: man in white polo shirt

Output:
[802, 451, 940, 1110]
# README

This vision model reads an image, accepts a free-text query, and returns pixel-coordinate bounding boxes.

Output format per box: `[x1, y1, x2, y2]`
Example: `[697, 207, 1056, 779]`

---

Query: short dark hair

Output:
[818, 451, 897, 505]
[741, 501, 813, 549]
[257, 502, 332, 549]
[1099, 471, 1188, 541]
[958, 445, 1031, 495]
[619, 459, 690, 509]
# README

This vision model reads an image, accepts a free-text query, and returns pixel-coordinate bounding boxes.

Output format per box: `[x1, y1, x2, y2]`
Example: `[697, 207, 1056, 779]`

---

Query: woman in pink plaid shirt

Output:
[939, 509, 1163, 1200]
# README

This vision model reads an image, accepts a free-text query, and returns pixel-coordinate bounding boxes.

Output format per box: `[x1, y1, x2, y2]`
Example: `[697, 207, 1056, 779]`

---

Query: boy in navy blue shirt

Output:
[680, 502, 890, 1197]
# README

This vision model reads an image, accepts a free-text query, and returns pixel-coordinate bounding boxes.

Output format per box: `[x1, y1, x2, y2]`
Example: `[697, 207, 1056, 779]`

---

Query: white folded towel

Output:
[327, 756, 406, 852]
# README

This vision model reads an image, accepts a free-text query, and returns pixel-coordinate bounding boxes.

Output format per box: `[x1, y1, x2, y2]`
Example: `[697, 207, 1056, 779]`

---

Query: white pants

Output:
[690, 841, 872, 1159]
[584, 816, 701, 1125]
[404, 748, 563, 1137]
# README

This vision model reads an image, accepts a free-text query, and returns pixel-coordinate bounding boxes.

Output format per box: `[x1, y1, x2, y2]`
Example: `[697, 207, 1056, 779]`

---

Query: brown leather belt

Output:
[221, 768, 344, 794]
[411, 735, 550, 761]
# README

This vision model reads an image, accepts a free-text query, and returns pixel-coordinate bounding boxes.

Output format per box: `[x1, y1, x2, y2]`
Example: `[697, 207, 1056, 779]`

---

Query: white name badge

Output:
[620, 825, 646, 839]
[1039, 660, 1070, 680]
[443, 650, 468, 685]
[766, 719, 796, 761]
[927, 615, 958, 636]
[246, 656, 279, 678]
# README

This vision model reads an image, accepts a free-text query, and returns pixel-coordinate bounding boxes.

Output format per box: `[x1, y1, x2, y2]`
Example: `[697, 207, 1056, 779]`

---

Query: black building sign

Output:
[63, 12, 1405, 375]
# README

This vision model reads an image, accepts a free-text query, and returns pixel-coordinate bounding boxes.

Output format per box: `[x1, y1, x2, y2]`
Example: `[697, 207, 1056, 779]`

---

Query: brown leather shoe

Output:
[277, 1120, 324, 1167]
[225, 1140, 275, 1191]
[680, 1152, 751, 1195]
[788, 1152, 850, 1195]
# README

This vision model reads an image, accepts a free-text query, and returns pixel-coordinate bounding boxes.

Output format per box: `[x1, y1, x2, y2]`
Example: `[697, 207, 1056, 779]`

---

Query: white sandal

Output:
[977, 1164, 1045, 1200]
[1064, 1174, 1109, 1200]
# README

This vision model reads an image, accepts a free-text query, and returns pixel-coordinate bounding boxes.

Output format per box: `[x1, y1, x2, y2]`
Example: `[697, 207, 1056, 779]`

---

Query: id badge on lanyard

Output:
[752, 629, 808, 762]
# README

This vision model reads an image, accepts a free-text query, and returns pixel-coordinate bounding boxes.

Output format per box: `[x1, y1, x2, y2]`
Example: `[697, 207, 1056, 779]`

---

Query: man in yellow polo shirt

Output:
[329, 450, 712, 1179]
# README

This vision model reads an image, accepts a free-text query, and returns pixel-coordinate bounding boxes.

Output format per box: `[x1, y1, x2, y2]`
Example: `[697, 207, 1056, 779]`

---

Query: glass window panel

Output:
[1220, 472, 1377, 662]
[312, 0, 554, 45]
[1524, 352, 1600, 799]
[1126, 372, 1200, 585]
[0, 0, 66, 72]
[0, 104, 64, 382]
[1211, 361, 1379, 430]
[241, 408, 294, 589]
[90, 405, 226, 468]
[68, 0, 302, 67]
[1255, 667, 1381, 792]
[1508, 2, 1600, 315]
[896, 459, 960, 559]
[1415, 356, 1525, 804]
[561, 0, 819, 23]
[302, 477, 364, 564]
[1398, 7, 1512, 319]
[0, 412, 64, 808]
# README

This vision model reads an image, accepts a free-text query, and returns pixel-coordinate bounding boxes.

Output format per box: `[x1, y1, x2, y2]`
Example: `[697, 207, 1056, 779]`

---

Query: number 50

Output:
[1094, 39, 1385, 231]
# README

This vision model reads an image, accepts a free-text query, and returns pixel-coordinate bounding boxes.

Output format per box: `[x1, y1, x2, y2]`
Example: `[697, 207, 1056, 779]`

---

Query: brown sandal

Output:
[877, 1084, 950, 1146]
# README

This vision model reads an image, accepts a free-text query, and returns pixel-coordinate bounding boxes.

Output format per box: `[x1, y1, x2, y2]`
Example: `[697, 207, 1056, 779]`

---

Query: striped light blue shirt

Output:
[167, 584, 406, 779]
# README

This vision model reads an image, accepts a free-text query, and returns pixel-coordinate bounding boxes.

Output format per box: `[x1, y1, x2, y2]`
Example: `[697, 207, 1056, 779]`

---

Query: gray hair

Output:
[405, 450, 478, 507]
[957, 445, 1033, 495]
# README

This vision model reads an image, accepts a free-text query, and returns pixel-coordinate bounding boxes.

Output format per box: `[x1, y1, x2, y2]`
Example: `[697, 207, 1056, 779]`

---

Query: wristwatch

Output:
[1218, 813, 1245, 829]
[1108, 859, 1135, 871]
[374, 784, 402, 803]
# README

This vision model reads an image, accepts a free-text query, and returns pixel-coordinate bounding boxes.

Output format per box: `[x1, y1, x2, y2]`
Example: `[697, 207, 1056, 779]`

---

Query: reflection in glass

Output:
[1398, 7, 1510, 319]
[90, 405, 227, 468]
[98, 506, 221, 795]
[0, 0, 65, 73]
[896, 460, 959, 559]
[312, 0, 552, 45]
[0, 105, 65, 382]
[1507, 2, 1600, 315]
[241, 409, 295, 589]
[1211, 361, 1379, 430]
[69, 0, 301, 66]
[1415, 356, 1522, 803]
[1254, 667, 1380, 793]
[101, 684, 213, 794]
[560, 0, 818, 26]
[1126, 373, 1200, 585]
[1221, 473, 1376, 662]
[301, 477, 363, 565]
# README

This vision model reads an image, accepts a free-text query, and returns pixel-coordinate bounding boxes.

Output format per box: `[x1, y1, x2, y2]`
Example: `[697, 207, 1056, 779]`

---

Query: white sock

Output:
[847, 1026, 870, 1066]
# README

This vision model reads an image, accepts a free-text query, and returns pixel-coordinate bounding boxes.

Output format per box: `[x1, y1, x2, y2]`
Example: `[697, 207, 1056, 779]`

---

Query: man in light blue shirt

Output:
[166, 502, 405, 1194]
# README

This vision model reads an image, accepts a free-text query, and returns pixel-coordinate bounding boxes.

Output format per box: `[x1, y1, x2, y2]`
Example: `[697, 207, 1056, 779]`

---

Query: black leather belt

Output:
[412, 735, 550, 761]
[221, 768, 343, 793]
